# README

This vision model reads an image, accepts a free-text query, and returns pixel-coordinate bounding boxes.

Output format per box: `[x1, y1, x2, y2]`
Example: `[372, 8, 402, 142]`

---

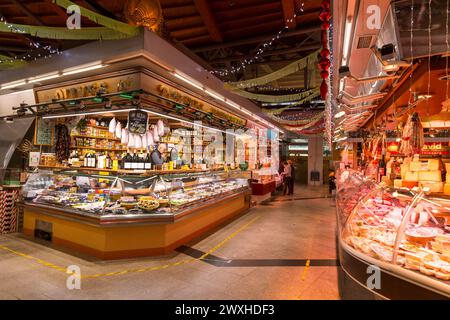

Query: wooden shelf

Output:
[71, 135, 120, 141]
[37, 165, 228, 175]
[70, 146, 127, 152]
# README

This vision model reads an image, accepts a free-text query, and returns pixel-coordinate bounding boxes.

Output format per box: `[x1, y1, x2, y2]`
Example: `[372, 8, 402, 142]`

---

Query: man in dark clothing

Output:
[288, 160, 295, 195]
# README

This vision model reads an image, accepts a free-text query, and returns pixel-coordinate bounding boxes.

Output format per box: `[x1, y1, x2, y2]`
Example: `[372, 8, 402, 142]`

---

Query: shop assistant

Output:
[150, 143, 167, 165]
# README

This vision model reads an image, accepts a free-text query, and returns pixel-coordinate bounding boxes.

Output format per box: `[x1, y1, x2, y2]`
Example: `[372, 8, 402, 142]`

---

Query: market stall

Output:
[0, 30, 280, 260]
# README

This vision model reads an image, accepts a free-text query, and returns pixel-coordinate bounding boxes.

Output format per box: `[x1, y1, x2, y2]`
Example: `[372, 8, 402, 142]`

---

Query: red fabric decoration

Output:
[321, 0, 331, 9]
[320, 80, 328, 99]
[320, 48, 330, 58]
[319, 11, 331, 22]
[321, 21, 330, 30]
[320, 70, 329, 79]
[319, 58, 330, 70]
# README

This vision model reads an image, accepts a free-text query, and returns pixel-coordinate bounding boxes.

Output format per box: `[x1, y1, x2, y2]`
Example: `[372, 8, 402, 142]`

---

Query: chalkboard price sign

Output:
[128, 110, 148, 135]
[34, 117, 54, 146]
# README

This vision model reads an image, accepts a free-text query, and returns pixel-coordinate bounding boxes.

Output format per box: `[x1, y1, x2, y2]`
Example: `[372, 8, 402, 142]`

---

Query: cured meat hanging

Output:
[55, 124, 70, 162]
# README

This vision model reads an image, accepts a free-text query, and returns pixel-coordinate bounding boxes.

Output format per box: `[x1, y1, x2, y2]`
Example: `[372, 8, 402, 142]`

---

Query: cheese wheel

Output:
[428, 159, 440, 171]
[410, 161, 422, 172]
[419, 181, 444, 193]
[444, 184, 450, 195]
[418, 170, 442, 182]
[405, 171, 419, 182]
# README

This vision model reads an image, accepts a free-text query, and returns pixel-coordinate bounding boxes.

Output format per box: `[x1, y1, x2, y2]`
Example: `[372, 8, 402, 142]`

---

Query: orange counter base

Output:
[23, 191, 250, 260]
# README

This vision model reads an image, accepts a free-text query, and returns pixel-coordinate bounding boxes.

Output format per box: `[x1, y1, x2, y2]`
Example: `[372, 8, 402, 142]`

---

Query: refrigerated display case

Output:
[336, 170, 450, 299]
[21, 169, 251, 259]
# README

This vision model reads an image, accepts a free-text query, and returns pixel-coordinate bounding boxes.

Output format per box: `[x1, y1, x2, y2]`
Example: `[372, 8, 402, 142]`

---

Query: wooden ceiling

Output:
[0, 0, 322, 89]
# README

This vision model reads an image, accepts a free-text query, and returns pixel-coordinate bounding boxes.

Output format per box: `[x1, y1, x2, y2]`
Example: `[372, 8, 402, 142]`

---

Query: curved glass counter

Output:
[337, 170, 450, 299]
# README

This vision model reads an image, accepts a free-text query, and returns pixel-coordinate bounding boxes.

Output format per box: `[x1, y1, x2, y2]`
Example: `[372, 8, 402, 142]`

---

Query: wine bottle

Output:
[123, 153, 131, 170]
[132, 153, 138, 170]
[145, 153, 151, 170]
[138, 154, 145, 170]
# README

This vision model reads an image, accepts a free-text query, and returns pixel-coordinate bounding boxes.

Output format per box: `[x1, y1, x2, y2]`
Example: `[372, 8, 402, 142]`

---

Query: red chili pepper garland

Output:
[319, 0, 331, 100]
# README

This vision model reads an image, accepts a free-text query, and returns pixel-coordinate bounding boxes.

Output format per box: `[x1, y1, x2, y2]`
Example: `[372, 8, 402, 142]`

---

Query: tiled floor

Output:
[0, 185, 340, 300]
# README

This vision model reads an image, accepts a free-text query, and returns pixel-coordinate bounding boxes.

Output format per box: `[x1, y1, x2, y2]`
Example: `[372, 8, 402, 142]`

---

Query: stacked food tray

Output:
[0, 189, 19, 234]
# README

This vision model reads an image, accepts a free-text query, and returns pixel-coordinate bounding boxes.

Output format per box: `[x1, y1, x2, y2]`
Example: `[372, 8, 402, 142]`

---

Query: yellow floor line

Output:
[0, 244, 67, 274]
[301, 259, 310, 281]
[0, 214, 260, 279]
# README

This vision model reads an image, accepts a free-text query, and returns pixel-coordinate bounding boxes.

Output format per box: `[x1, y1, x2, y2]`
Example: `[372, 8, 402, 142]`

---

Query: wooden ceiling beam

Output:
[193, 0, 223, 42]
[192, 24, 321, 52]
[9, 0, 44, 25]
[214, 2, 281, 21]
[281, 0, 296, 29]
[165, 16, 204, 30]
[0, 45, 29, 53]
[207, 43, 320, 64]
[42, 0, 69, 20]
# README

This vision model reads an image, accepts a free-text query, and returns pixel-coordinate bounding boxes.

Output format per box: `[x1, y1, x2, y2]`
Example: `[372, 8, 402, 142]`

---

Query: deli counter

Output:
[336, 169, 450, 299]
[21, 169, 251, 259]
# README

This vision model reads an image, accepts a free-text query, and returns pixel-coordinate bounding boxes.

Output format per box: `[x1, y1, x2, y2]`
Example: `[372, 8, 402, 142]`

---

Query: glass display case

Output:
[22, 169, 250, 221]
[337, 170, 450, 298]
[336, 168, 376, 224]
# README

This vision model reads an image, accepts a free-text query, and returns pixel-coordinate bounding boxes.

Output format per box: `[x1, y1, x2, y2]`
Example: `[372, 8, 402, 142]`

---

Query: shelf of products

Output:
[336, 168, 450, 299]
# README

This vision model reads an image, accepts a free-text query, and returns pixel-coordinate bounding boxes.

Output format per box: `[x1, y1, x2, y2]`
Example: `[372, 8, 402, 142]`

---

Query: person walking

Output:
[288, 160, 295, 195]
[282, 161, 292, 196]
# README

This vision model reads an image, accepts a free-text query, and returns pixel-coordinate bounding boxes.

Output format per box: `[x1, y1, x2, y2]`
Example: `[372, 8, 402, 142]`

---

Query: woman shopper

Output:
[282, 161, 292, 196]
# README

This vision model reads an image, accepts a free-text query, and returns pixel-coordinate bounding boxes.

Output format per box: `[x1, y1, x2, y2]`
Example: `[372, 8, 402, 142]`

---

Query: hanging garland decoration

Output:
[0, 54, 27, 69]
[286, 118, 325, 134]
[224, 50, 319, 90]
[318, 0, 331, 100]
[212, 2, 306, 77]
[229, 86, 319, 103]
[262, 91, 321, 115]
[52, 0, 139, 36]
[267, 111, 324, 126]
[0, 16, 61, 66]
[0, 0, 140, 40]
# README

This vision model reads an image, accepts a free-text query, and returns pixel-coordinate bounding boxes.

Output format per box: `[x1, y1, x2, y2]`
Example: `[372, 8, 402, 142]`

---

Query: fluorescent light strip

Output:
[28, 73, 59, 83]
[62, 64, 104, 76]
[1, 81, 26, 90]
[204, 89, 224, 101]
[142, 109, 240, 137]
[42, 108, 136, 119]
[173, 70, 281, 132]
[1, 63, 106, 91]
[173, 72, 204, 91]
